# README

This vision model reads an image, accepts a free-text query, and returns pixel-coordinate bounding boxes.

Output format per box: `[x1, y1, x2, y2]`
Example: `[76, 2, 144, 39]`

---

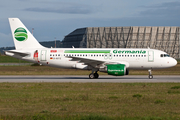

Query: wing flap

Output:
[68, 56, 106, 68]
[67, 56, 129, 68]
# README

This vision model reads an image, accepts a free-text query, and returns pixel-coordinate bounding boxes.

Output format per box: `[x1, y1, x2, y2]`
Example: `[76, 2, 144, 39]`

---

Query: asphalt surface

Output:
[0, 63, 33, 66]
[0, 75, 179, 83]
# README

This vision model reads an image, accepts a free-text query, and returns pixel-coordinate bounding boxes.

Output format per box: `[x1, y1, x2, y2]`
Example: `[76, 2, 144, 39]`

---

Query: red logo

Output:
[50, 50, 57, 53]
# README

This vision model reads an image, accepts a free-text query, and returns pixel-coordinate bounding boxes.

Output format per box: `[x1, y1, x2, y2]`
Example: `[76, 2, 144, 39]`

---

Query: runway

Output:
[0, 75, 180, 83]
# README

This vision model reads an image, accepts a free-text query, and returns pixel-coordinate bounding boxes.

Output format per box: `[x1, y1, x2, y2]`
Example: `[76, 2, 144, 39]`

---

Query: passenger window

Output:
[160, 54, 163, 57]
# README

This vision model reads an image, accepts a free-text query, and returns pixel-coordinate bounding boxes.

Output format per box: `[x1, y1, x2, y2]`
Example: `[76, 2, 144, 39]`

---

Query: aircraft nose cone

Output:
[171, 58, 177, 67]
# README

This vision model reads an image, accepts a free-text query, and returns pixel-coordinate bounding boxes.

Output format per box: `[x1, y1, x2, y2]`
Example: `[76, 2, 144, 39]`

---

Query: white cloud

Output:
[25, 5, 93, 14]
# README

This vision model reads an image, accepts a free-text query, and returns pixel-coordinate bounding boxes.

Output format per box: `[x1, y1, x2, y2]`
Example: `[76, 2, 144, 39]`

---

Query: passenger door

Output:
[41, 50, 47, 61]
[148, 51, 154, 62]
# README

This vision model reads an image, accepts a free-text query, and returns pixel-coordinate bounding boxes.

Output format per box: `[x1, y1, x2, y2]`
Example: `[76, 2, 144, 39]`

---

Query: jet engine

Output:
[99, 64, 129, 76]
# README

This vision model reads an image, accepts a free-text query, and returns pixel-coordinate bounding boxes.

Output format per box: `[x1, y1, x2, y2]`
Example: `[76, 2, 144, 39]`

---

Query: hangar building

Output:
[62, 27, 180, 59]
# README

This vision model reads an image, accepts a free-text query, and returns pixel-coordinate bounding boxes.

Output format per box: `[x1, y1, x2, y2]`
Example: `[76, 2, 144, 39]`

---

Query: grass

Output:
[0, 63, 179, 75]
[171, 86, 180, 89]
[0, 83, 180, 119]
[0, 55, 30, 63]
[132, 94, 142, 98]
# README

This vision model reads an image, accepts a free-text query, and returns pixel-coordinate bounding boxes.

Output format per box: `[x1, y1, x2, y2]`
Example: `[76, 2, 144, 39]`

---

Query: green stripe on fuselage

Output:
[64, 50, 110, 53]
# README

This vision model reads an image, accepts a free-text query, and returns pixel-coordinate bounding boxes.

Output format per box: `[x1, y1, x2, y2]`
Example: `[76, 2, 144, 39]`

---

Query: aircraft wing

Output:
[67, 56, 129, 68]
[4, 50, 30, 57]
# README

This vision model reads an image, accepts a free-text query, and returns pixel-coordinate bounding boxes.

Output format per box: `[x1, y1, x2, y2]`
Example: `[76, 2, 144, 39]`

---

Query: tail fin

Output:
[9, 18, 44, 50]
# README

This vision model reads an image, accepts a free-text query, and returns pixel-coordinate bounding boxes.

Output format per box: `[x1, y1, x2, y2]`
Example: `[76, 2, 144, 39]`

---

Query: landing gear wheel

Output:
[149, 75, 153, 79]
[94, 73, 99, 79]
[148, 69, 153, 79]
[89, 73, 94, 79]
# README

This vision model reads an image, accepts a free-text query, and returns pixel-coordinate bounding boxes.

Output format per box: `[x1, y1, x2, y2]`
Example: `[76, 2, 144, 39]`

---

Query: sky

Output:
[0, 0, 180, 47]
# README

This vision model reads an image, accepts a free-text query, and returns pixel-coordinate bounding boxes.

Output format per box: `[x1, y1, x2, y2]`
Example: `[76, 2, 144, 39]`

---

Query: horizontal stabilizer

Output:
[4, 50, 30, 57]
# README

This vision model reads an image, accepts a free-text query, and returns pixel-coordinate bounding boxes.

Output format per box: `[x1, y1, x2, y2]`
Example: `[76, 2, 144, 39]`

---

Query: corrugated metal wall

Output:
[62, 27, 180, 58]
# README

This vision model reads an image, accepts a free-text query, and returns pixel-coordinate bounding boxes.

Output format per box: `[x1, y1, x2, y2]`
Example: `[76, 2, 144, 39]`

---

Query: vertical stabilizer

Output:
[9, 18, 44, 50]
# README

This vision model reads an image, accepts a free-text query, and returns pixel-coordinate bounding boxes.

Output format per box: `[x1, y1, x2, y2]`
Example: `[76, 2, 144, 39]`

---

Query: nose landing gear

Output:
[148, 69, 153, 79]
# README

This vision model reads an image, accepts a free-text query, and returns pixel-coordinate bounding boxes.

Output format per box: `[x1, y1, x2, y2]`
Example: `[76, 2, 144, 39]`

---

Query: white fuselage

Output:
[6, 48, 177, 70]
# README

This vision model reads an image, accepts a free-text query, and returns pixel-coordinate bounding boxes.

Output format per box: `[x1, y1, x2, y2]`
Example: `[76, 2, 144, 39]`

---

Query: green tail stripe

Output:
[64, 50, 110, 53]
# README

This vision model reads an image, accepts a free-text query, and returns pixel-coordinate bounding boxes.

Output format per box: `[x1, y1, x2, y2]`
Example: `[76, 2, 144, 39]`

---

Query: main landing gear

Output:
[148, 69, 153, 79]
[89, 69, 99, 79]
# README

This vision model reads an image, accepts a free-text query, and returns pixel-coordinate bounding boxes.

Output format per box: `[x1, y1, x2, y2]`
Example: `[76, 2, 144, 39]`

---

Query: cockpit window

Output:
[160, 54, 170, 57]
[164, 54, 170, 57]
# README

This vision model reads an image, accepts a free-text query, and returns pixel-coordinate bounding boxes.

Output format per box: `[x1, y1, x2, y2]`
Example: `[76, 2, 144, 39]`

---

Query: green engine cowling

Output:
[106, 64, 129, 76]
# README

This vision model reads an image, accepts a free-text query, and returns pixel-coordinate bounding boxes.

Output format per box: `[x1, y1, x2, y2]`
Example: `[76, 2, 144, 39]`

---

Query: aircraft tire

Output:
[149, 75, 153, 79]
[89, 73, 95, 79]
[94, 73, 99, 79]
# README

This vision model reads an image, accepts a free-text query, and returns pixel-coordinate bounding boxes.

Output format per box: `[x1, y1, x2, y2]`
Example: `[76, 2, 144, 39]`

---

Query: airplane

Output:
[5, 18, 177, 79]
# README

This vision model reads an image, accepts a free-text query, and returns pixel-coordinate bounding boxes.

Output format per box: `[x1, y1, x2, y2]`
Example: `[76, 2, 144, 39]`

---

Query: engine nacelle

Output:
[106, 64, 128, 76]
